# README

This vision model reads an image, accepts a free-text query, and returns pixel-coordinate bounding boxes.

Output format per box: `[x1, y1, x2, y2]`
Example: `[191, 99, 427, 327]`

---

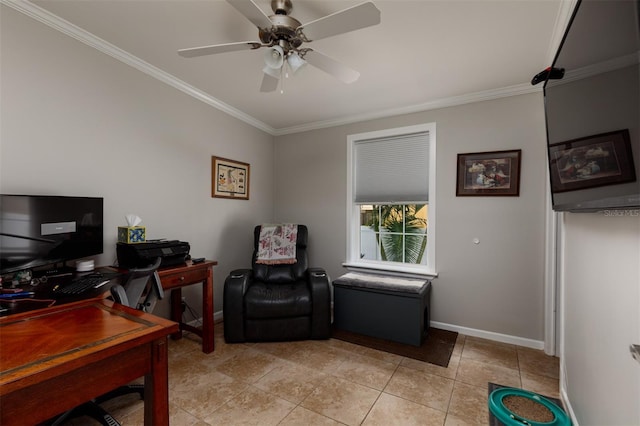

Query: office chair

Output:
[110, 257, 164, 313]
[49, 258, 164, 426]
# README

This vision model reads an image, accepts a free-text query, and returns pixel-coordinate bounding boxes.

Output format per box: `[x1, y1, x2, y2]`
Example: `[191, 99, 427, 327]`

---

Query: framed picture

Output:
[548, 129, 636, 193]
[211, 156, 250, 200]
[456, 149, 521, 196]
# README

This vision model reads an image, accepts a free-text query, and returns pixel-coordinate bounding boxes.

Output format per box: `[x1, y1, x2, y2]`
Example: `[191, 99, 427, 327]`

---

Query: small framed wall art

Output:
[212, 156, 250, 200]
[548, 129, 636, 193]
[456, 149, 522, 196]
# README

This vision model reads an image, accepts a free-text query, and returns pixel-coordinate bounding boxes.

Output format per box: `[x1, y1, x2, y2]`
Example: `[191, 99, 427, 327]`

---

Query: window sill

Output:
[342, 261, 438, 280]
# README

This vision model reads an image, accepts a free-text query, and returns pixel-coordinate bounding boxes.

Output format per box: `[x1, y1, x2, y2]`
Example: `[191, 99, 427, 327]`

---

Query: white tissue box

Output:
[118, 226, 146, 243]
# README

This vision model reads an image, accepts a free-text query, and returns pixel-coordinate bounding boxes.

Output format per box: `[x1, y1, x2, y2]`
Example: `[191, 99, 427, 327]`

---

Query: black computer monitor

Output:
[0, 194, 104, 275]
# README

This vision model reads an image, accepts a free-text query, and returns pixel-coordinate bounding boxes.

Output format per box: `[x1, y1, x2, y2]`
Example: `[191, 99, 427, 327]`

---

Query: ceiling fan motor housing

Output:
[259, 4, 303, 49]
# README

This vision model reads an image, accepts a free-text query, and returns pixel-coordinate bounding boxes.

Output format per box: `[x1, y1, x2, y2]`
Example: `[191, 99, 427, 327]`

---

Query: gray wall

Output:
[0, 6, 275, 318]
[274, 93, 549, 343]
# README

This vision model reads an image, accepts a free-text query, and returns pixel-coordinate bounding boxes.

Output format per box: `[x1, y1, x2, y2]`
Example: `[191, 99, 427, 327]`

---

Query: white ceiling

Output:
[18, 0, 568, 135]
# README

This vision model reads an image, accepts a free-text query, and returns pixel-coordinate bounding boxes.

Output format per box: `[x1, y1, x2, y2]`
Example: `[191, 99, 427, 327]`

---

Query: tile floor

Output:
[88, 322, 560, 425]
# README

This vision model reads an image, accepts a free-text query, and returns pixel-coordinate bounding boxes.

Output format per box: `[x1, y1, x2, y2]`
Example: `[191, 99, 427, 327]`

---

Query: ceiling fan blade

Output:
[178, 41, 261, 58]
[303, 49, 360, 84]
[260, 73, 279, 92]
[299, 2, 381, 42]
[226, 0, 273, 30]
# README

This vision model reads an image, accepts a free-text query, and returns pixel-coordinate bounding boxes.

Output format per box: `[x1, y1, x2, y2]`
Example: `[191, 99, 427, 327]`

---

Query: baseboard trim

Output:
[560, 387, 578, 425]
[210, 313, 543, 349]
[431, 321, 545, 350]
[559, 358, 579, 425]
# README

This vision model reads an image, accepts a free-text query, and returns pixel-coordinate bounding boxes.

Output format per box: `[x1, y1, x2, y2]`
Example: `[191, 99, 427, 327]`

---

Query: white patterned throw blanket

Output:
[255, 224, 298, 265]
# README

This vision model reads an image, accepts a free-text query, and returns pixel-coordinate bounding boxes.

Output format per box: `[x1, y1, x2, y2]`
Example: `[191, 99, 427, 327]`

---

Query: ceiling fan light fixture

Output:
[287, 52, 306, 74]
[264, 45, 285, 70]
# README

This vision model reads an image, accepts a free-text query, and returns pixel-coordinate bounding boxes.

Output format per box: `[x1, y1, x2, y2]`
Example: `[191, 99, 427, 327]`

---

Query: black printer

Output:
[116, 240, 190, 269]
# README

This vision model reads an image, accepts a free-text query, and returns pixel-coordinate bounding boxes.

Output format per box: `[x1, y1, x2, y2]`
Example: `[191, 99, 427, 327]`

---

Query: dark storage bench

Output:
[332, 272, 431, 347]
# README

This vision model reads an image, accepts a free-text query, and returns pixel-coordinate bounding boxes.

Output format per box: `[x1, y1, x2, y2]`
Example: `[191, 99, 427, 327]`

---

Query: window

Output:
[346, 123, 436, 276]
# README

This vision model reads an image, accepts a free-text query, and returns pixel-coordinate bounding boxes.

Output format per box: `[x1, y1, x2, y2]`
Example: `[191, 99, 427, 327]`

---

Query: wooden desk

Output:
[0, 298, 178, 426]
[157, 260, 217, 353]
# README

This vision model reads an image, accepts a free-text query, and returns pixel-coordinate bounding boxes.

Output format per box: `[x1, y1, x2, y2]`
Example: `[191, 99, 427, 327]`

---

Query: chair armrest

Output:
[223, 269, 253, 342]
[226, 269, 252, 293]
[308, 268, 331, 339]
[110, 284, 129, 307]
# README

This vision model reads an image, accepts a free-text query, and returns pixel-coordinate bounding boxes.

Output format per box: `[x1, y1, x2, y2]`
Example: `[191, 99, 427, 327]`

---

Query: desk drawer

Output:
[160, 268, 208, 289]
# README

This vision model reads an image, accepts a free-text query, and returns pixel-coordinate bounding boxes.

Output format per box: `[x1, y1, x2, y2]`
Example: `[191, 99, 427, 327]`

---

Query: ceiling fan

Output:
[178, 0, 381, 92]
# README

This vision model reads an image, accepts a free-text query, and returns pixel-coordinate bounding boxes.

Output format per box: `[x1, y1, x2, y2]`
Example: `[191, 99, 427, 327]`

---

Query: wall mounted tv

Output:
[0, 195, 104, 275]
[544, 0, 640, 212]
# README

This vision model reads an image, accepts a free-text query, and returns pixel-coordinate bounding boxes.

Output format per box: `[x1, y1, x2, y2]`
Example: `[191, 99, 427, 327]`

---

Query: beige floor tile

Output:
[301, 375, 381, 426]
[170, 370, 249, 419]
[284, 342, 352, 374]
[384, 365, 455, 412]
[517, 346, 560, 379]
[329, 337, 404, 365]
[452, 334, 467, 355]
[451, 338, 465, 358]
[363, 392, 447, 426]
[520, 370, 560, 400]
[397, 332, 463, 380]
[444, 413, 486, 426]
[400, 351, 461, 380]
[213, 347, 285, 383]
[253, 361, 326, 404]
[279, 406, 343, 425]
[447, 382, 489, 425]
[456, 357, 521, 389]
[193, 338, 252, 364]
[168, 335, 201, 358]
[203, 386, 295, 426]
[168, 407, 211, 426]
[333, 353, 398, 390]
[169, 356, 198, 387]
[245, 339, 311, 359]
[462, 337, 518, 370]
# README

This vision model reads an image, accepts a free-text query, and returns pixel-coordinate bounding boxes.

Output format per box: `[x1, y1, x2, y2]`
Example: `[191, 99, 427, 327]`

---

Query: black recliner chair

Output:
[223, 224, 331, 342]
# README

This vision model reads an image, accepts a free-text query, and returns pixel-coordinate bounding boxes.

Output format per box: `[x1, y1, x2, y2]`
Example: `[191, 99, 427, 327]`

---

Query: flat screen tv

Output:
[0, 195, 104, 275]
[544, 0, 640, 212]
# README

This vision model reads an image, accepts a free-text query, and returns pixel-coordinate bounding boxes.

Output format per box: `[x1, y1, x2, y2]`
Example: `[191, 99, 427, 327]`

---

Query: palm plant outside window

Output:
[360, 204, 428, 264]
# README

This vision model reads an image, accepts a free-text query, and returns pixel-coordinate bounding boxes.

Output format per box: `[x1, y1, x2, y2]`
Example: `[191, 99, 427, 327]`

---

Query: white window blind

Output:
[354, 131, 430, 203]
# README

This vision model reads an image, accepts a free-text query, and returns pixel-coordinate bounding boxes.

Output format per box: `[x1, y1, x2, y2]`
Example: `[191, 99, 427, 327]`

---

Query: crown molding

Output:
[4, 0, 547, 138]
[545, 0, 578, 66]
[272, 83, 541, 136]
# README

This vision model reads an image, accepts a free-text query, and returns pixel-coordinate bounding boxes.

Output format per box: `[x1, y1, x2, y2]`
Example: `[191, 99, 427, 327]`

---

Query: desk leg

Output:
[202, 267, 214, 353]
[170, 288, 183, 340]
[144, 338, 170, 426]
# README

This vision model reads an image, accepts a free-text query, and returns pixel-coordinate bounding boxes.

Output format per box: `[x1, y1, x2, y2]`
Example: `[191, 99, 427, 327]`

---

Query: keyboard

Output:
[52, 273, 112, 296]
